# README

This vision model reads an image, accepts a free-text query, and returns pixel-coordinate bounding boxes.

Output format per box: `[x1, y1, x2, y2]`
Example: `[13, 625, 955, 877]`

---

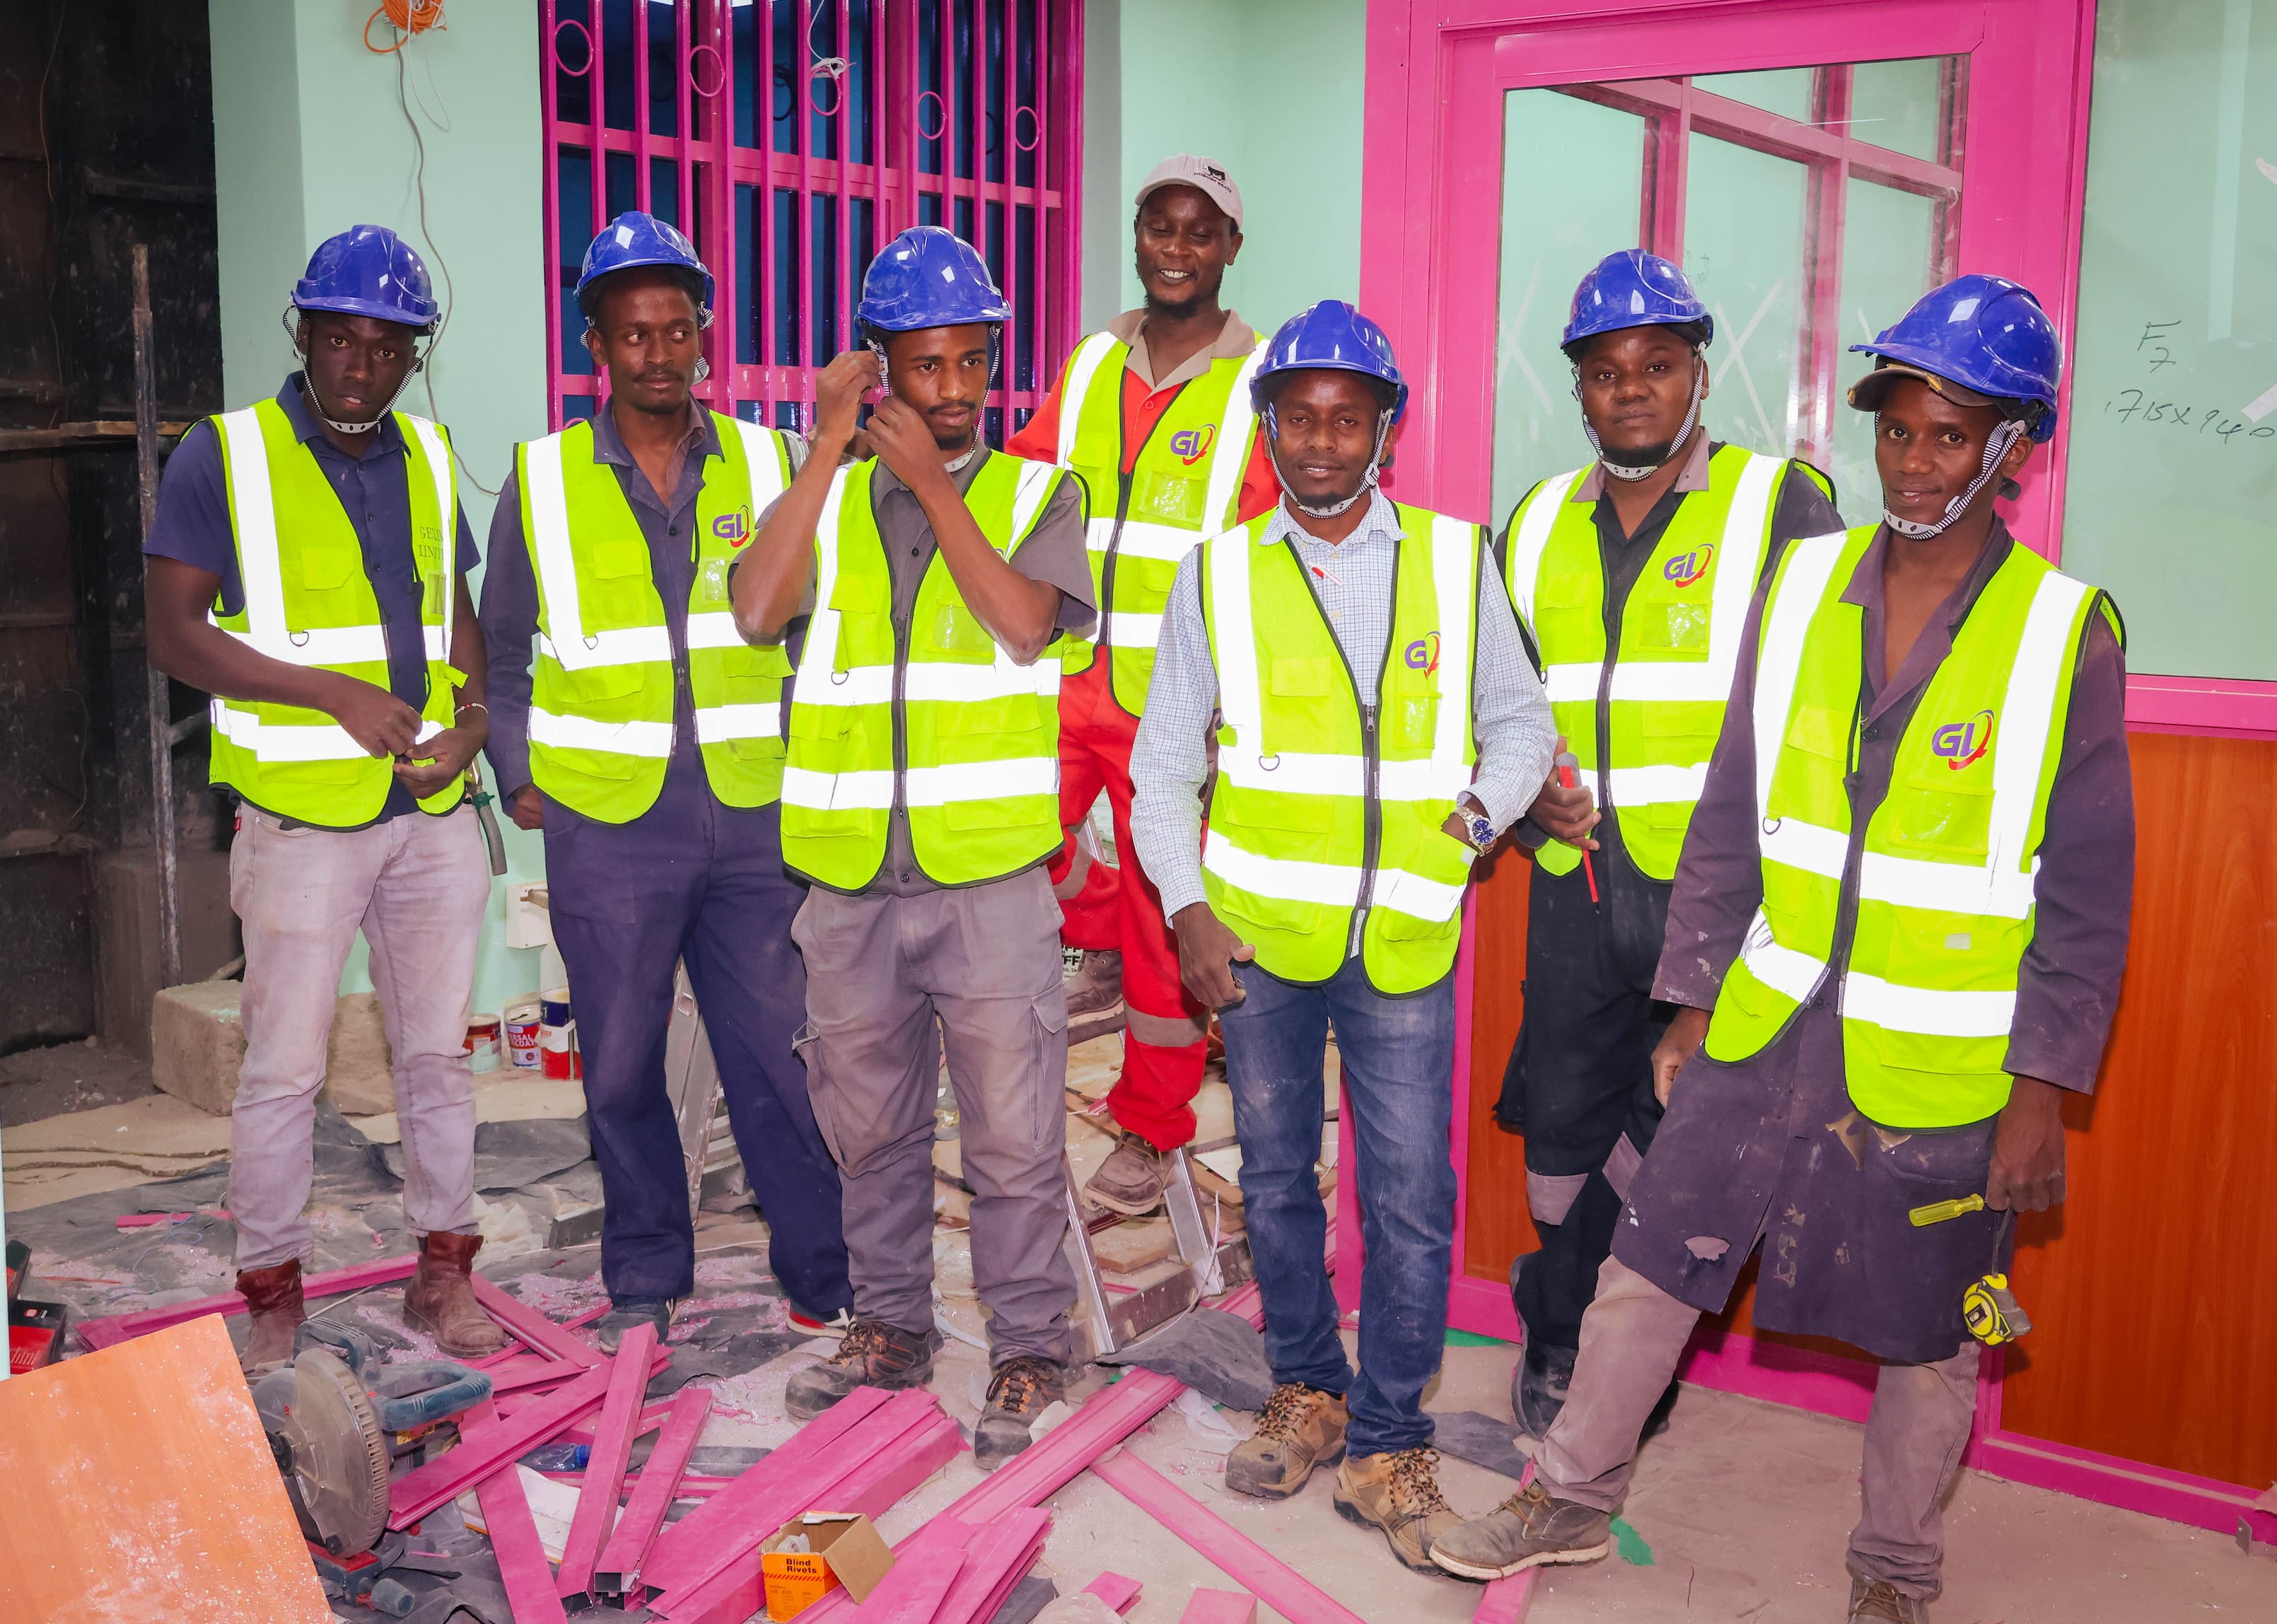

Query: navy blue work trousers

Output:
[1218, 956, 1457, 1460]
[543, 764, 851, 1312]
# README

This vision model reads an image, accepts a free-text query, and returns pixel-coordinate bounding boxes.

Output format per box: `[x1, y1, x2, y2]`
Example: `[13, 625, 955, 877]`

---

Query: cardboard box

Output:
[759, 1512, 895, 1618]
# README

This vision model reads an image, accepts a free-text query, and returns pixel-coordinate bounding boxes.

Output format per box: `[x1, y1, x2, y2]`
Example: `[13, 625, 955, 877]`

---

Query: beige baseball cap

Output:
[1134, 154, 1242, 230]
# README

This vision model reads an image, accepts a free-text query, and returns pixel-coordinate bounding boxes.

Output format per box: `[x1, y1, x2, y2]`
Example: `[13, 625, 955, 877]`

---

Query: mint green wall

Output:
[1081, 0, 1367, 336]
[208, 2, 552, 1018]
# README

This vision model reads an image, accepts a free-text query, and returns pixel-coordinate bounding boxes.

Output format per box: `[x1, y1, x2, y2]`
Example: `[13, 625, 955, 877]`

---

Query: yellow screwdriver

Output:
[1908, 1193, 1986, 1227]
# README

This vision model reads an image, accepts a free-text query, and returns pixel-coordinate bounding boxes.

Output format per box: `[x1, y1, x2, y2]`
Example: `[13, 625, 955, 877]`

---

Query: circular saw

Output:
[254, 1347, 392, 1558]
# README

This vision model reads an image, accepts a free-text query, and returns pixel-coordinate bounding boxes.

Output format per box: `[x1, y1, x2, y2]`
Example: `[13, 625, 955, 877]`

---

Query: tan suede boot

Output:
[236, 1259, 305, 1377]
[1334, 1448, 1464, 1573]
[402, 1232, 506, 1357]
[1225, 1384, 1348, 1498]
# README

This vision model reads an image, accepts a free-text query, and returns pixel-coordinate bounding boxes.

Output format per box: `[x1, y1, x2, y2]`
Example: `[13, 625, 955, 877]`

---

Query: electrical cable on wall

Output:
[367, 4, 500, 497]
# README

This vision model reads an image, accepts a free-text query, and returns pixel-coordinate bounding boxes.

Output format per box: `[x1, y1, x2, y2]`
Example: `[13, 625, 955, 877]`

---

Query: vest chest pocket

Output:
[1531, 569, 1601, 659]
[921, 600, 998, 660]
[294, 546, 361, 594]
[1635, 597, 1711, 654]
[590, 537, 656, 619]
[1266, 655, 1344, 748]
[559, 660, 649, 708]
[1884, 754, 1995, 860]
[1133, 467, 1204, 527]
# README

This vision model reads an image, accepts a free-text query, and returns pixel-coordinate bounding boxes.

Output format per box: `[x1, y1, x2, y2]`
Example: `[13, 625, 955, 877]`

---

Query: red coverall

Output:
[1007, 368, 1279, 1150]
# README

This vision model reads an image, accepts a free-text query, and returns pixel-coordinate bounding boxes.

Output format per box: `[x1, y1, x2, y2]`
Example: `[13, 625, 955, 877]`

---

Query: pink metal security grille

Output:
[541, 0, 1083, 441]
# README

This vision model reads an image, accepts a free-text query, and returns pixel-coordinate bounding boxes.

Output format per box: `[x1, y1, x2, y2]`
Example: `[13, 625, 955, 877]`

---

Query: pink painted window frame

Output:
[1356, 0, 2277, 1544]
[540, 0, 1084, 438]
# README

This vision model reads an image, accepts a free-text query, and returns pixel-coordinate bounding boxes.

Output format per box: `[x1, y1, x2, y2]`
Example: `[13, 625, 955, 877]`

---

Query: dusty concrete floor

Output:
[0, 1037, 156, 1127]
[849, 1325, 2276, 1623]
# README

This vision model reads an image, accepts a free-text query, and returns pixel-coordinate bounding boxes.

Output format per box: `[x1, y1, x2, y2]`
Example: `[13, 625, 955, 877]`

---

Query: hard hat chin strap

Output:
[1576, 351, 1704, 481]
[1883, 419, 2025, 539]
[1263, 403, 1394, 520]
[284, 307, 426, 434]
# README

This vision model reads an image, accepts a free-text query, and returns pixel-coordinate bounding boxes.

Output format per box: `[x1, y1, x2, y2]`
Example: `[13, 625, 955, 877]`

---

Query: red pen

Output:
[1556, 751, 1600, 904]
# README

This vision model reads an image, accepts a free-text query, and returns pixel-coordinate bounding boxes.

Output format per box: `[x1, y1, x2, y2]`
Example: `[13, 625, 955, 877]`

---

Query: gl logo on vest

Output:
[1931, 708, 1995, 769]
[1662, 543, 1715, 587]
[712, 508, 754, 549]
[1168, 423, 1216, 465]
[1403, 631, 1442, 676]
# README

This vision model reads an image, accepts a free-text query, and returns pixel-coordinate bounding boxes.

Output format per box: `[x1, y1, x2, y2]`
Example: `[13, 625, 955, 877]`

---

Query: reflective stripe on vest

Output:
[781, 454, 1068, 890]
[1502, 445, 1782, 880]
[1704, 525, 2107, 1128]
[204, 399, 463, 826]
[1200, 504, 1481, 995]
[1055, 330, 1266, 714]
[520, 413, 792, 822]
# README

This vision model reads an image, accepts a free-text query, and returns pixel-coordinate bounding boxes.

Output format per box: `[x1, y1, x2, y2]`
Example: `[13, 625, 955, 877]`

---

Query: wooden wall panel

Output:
[1458, 732, 2277, 1492]
[2001, 732, 2277, 1491]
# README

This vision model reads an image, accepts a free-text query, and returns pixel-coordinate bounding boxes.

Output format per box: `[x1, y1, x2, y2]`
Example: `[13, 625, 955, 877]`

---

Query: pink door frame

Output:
[1351, 0, 2276, 1543]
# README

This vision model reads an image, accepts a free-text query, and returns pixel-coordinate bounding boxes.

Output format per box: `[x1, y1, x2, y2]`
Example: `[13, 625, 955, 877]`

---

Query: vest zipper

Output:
[1286, 534, 1396, 960]
[1097, 381, 1183, 657]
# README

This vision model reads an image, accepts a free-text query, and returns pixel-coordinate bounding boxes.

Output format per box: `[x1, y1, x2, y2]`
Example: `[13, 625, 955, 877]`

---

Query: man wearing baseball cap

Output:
[1006, 156, 1281, 1220]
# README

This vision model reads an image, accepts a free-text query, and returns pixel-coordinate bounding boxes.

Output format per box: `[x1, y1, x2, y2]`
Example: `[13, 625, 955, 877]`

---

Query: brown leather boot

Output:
[236, 1260, 305, 1377]
[402, 1232, 506, 1357]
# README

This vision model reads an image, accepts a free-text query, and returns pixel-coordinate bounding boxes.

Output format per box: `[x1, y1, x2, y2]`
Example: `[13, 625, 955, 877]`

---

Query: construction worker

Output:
[1003, 155, 1279, 1217]
[479, 212, 851, 1351]
[1130, 300, 1557, 1571]
[1493, 250, 1843, 1435]
[731, 228, 1095, 1471]
[144, 226, 504, 1370]
[1431, 276, 2133, 1624]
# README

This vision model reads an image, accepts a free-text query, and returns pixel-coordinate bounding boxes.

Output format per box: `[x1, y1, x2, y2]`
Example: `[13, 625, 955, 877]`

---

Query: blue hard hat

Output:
[1562, 250, 1713, 351]
[1251, 300, 1409, 423]
[293, 226, 439, 331]
[576, 211, 714, 323]
[858, 227, 1011, 332]
[1848, 274, 2062, 443]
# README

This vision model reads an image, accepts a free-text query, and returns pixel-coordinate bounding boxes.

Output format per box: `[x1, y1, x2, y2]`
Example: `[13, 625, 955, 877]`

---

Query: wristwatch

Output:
[1455, 795, 1498, 853]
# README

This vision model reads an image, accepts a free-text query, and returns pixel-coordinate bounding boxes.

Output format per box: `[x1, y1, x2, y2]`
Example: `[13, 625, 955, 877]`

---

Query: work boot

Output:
[1084, 1129, 1168, 1216]
[973, 1355, 1066, 1473]
[593, 1297, 675, 1355]
[1846, 1576, 1931, 1623]
[402, 1232, 507, 1358]
[1225, 1383, 1348, 1498]
[784, 1318, 938, 1421]
[1428, 1476, 1614, 1580]
[1332, 1448, 1464, 1574]
[1064, 949, 1124, 1019]
[236, 1259, 306, 1377]
[1514, 1340, 1577, 1439]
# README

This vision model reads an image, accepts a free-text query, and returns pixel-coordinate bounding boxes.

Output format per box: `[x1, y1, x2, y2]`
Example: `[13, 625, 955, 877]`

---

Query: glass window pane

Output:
[2061, 0, 2277, 682]
[1829, 179, 1938, 513]
[1692, 68, 1813, 123]
[1684, 133, 1808, 457]
[1848, 56, 1947, 160]
[1491, 90, 1646, 522]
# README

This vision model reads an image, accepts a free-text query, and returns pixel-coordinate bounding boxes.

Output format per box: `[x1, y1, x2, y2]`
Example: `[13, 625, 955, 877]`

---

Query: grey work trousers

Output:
[228, 805, 491, 1269]
[793, 868, 1075, 1365]
[1535, 1256, 1981, 1600]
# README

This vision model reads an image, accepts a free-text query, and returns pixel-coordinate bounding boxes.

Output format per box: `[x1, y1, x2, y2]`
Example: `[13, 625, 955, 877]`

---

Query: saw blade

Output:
[280, 1347, 391, 1556]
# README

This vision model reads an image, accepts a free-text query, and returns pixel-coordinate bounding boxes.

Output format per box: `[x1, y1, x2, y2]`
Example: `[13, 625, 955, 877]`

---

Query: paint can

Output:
[505, 1002, 543, 1070]
[464, 1012, 502, 1075]
[540, 987, 580, 1080]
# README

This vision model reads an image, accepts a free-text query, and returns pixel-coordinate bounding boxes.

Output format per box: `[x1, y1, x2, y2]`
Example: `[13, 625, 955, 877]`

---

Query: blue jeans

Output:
[1218, 957, 1456, 1458]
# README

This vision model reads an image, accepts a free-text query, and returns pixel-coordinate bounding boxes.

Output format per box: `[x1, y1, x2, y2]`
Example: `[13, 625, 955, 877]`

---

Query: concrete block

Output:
[150, 981, 395, 1116]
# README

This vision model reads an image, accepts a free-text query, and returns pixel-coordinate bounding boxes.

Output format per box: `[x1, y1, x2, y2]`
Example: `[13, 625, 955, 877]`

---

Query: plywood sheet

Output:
[0, 1314, 332, 1623]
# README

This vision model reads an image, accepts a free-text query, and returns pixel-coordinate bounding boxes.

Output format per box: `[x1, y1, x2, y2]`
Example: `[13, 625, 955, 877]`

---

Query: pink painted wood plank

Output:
[74, 1255, 420, 1350]
[1178, 1589, 1257, 1624]
[470, 1275, 604, 1367]
[1090, 1449, 1369, 1624]
[388, 1363, 615, 1528]
[556, 1323, 657, 1599]
[930, 1508, 1051, 1624]
[1967, 1429, 2277, 1542]
[637, 1384, 899, 1597]
[467, 1398, 570, 1624]
[487, 1357, 588, 1396]
[651, 1409, 963, 1624]
[843, 1531, 968, 1620]
[1083, 1572, 1142, 1614]
[595, 1385, 711, 1593]
[1473, 1571, 1538, 1624]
